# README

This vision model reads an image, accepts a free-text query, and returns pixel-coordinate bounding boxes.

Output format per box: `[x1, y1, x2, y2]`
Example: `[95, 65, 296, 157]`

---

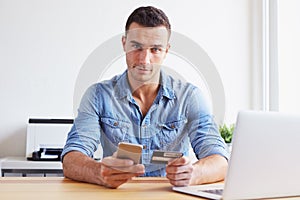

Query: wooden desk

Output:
[0, 177, 202, 200]
[1, 177, 298, 200]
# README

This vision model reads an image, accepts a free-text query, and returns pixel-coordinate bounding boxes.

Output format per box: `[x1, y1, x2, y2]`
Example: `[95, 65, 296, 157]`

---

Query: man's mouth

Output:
[134, 65, 152, 71]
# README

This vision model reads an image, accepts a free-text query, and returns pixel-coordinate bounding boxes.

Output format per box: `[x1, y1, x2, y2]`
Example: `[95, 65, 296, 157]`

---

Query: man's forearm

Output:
[62, 151, 102, 185]
[191, 154, 228, 185]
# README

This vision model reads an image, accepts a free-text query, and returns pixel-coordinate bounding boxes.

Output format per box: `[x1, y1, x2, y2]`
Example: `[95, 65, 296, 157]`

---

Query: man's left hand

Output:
[166, 156, 194, 186]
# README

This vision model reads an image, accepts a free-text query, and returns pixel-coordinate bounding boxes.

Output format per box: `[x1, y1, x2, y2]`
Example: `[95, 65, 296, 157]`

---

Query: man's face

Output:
[122, 22, 170, 84]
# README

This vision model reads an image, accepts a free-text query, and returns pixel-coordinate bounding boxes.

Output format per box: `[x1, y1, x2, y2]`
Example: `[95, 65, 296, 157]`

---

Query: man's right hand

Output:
[62, 151, 145, 189]
[99, 155, 145, 188]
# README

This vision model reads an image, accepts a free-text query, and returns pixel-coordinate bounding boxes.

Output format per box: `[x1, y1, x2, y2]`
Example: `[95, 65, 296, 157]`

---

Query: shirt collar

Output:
[115, 70, 132, 100]
[159, 70, 176, 100]
[115, 70, 176, 100]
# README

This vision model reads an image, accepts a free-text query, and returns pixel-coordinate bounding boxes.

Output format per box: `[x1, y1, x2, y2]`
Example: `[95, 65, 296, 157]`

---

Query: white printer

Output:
[26, 118, 73, 161]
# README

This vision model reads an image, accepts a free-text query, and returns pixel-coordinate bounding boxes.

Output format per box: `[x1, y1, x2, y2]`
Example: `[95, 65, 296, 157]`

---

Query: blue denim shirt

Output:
[62, 70, 228, 176]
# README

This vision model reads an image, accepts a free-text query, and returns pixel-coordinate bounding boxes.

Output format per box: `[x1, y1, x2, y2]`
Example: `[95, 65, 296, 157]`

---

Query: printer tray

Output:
[27, 148, 63, 161]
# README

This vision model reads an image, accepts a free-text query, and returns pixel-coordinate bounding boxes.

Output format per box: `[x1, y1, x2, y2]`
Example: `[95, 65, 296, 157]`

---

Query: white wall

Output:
[0, 0, 258, 157]
[278, 0, 300, 113]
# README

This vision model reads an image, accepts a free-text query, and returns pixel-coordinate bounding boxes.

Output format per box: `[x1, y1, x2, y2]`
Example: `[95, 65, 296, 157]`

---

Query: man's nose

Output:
[138, 49, 151, 65]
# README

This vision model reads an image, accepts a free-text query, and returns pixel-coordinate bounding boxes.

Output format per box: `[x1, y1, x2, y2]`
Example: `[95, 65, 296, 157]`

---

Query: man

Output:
[62, 6, 228, 189]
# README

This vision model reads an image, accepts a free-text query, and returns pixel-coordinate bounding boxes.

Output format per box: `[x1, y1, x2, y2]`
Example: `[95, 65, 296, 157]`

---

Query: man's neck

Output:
[132, 83, 160, 101]
[131, 83, 160, 117]
[128, 72, 160, 93]
[127, 69, 161, 115]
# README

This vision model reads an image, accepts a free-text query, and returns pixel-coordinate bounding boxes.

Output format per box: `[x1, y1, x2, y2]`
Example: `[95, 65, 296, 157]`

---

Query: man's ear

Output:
[165, 43, 170, 54]
[163, 43, 170, 59]
[122, 36, 126, 52]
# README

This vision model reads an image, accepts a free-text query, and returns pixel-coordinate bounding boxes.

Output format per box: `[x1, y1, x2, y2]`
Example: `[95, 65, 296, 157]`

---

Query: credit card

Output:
[151, 150, 183, 164]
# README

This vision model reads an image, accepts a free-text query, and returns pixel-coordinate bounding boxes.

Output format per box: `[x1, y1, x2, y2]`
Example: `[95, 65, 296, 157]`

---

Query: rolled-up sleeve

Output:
[187, 87, 229, 161]
[61, 84, 101, 161]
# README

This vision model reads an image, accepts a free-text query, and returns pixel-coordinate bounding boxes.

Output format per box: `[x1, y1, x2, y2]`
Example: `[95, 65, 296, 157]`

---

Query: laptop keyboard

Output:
[201, 189, 223, 195]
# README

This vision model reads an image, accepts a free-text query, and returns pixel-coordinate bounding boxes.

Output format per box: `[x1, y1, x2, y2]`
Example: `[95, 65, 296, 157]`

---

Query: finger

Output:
[105, 181, 126, 189]
[103, 172, 139, 182]
[167, 171, 192, 187]
[103, 179, 129, 189]
[166, 171, 192, 181]
[102, 156, 134, 167]
[113, 164, 145, 174]
[169, 179, 190, 187]
[166, 163, 193, 174]
[168, 156, 190, 166]
[101, 163, 145, 176]
[101, 170, 145, 188]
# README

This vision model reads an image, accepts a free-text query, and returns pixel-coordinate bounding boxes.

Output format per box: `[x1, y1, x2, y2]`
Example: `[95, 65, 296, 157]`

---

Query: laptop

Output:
[173, 110, 300, 199]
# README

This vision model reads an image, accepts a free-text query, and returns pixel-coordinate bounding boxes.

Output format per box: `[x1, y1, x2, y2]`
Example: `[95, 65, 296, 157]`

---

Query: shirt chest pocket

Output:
[100, 117, 130, 144]
[154, 118, 187, 149]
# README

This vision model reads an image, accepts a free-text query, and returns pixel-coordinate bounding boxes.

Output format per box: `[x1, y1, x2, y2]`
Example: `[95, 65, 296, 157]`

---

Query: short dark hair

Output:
[125, 6, 171, 36]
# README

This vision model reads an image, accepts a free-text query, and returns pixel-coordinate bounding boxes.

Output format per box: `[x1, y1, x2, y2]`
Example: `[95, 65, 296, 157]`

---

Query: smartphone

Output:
[116, 142, 143, 164]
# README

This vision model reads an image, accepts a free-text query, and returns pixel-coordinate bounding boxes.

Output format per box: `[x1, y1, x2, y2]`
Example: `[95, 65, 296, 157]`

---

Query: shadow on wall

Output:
[0, 127, 26, 158]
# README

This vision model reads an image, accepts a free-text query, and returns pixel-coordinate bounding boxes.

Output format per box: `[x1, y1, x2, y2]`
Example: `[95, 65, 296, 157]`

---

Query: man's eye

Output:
[151, 48, 162, 53]
[132, 44, 142, 50]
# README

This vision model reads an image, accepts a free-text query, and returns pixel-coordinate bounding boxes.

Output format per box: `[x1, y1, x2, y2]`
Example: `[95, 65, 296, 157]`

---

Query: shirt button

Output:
[113, 122, 118, 126]
[171, 124, 175, 129]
